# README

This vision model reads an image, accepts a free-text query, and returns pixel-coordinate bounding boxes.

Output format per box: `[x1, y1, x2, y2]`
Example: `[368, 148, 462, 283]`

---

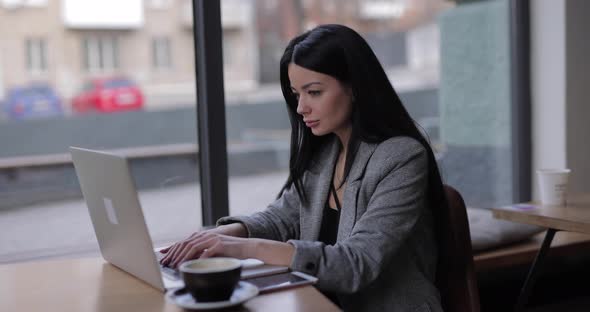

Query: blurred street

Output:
[0, 171, 288, 264]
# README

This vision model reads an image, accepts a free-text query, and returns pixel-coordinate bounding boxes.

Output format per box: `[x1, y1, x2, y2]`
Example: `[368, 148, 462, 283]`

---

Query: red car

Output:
[72, 77, 144, 113]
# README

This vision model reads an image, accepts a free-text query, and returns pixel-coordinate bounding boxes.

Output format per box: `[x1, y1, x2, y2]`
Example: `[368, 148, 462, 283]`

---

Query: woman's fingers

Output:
[162, 241, 187, 267]
[168, 240, 191, 265]
[160, 232, 197, 265]
[159, 244, 173, 263]
[160, 230, 225, 265]
[176, 245, 208, 267]
[160, 232, 249, 268]
[160, 243, 180, 266]
[171, 236, 218, 268]
[199, 241, 222, 259]
[169, 232, 208, 258]
[159, 246, 170, 253]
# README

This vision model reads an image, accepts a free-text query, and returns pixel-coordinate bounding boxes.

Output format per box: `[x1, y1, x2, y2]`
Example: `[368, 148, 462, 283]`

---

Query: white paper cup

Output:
[537, 169, 571, 205]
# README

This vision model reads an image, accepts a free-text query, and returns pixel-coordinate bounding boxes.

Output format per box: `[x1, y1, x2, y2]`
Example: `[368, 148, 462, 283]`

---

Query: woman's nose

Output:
[296, 98, 309, 115]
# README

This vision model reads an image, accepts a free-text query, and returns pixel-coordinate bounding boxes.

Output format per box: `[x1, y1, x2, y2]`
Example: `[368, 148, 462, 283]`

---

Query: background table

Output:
[492, 194, 590, 234]
[492, 193, 590, 311]
[0, 257, 340, 312]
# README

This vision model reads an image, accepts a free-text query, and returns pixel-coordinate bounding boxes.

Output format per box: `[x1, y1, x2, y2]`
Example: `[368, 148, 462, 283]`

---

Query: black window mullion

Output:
[192, 0, 229, 226]
[510, 0, 532, 202]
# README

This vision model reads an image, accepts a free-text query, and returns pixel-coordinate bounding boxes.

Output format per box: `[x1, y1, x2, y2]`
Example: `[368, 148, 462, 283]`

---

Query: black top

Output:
[317, 182, 343, 307]
[317, 183, 342, 246]
[318, 205, 340, 246]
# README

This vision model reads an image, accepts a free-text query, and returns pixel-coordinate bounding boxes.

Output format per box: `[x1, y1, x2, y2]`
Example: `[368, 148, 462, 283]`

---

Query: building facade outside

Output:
[0, 0, 259, 111]
[0, 0, 449, 112]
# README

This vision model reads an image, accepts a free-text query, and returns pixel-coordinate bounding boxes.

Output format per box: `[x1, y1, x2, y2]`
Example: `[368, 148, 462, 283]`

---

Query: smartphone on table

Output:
[244, 271, 318, 294]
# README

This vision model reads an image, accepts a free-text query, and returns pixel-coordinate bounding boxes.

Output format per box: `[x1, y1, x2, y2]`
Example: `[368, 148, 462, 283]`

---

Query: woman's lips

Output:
[305, 120, 319, 128]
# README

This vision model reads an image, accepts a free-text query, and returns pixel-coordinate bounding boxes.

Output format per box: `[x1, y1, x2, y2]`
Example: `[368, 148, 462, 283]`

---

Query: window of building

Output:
[83, 37, 119, 72]
[25, 38, 47, 74]
[152, 37, 172, 69]
[222, 32, 235, 67]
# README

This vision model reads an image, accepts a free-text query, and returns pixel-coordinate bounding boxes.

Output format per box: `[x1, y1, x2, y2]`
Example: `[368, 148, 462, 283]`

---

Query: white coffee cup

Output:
[537, 169, 571, 205]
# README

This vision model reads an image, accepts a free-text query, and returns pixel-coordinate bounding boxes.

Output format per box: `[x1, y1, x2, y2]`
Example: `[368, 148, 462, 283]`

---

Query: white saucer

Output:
[165, 281, 259, 310]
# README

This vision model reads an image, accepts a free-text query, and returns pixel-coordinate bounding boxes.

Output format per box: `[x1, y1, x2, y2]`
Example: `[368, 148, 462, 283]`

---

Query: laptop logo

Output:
[103, 198, 119, 225]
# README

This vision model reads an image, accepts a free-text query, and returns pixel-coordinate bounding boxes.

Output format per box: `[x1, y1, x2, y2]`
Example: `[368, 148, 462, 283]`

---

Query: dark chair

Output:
[436, 185, 481, 312]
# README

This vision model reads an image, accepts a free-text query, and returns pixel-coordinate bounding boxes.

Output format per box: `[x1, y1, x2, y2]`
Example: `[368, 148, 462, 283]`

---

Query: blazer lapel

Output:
[301, 138, 339, 241]
[337, 141, 378, 241]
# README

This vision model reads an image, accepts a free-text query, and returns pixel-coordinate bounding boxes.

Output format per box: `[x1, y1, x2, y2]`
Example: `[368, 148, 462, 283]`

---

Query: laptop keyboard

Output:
[155, 251, 180, 280]
[161, 265, 180, 280]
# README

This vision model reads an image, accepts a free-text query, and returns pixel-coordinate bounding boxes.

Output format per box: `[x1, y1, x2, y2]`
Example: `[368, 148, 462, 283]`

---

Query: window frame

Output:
[152, 36, 173, 69]
[25, 37, 47, 74]
[83, 36, 119, 73]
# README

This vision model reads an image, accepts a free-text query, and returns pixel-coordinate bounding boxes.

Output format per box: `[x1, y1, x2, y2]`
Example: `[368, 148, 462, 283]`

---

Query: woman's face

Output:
[288, 63, 353, 139]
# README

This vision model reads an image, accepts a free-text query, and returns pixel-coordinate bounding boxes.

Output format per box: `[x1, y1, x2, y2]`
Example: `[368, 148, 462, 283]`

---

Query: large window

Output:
[0, 0, 529, 264]
[221, 0, 524, 216]
[0, 0, 200, 263]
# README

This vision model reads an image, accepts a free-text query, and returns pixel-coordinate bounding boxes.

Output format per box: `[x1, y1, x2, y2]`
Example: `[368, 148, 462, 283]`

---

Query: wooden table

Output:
[0, 257, 340, 312]
[492, 194, 590, 311]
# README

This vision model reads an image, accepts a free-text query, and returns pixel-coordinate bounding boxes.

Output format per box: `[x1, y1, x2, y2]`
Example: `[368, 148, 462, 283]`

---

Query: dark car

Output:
[71, 77, 144, 114]
[2, 84, 63, 120]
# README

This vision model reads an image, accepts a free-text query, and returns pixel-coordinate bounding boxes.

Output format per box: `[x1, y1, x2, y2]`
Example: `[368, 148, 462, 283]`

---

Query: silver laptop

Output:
[70, 146, 183, 291]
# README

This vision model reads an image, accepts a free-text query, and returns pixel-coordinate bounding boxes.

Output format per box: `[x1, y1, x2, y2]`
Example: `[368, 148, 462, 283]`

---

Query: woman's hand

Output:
[160, 232, 256, 269]
[159, 223, 247, 268]
[159, 224, 295, 269]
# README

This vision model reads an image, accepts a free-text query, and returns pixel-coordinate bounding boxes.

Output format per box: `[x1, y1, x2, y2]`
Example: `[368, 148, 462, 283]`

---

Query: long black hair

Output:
[278, 24, 446, 215]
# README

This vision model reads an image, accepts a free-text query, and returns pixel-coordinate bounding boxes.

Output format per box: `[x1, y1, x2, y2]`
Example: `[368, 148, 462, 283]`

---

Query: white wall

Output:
[531, 0, 566, 199]
[531, 0, 590, 198]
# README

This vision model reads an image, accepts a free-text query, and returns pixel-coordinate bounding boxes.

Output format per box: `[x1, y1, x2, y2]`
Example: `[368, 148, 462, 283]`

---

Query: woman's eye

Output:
[308, 90, 322, 96]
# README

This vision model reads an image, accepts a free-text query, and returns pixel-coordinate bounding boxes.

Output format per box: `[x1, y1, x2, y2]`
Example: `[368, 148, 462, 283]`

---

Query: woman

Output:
[160, 24, 446, 312]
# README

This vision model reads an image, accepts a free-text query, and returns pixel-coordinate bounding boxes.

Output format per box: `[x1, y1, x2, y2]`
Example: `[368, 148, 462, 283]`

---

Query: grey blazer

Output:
[218, 136, 442, 312]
